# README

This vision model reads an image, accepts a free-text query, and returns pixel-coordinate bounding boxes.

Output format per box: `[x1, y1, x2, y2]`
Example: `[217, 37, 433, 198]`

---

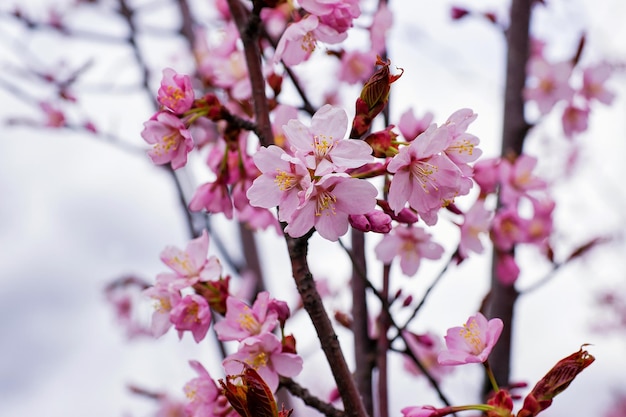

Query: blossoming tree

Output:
[1, 0, 624, 416]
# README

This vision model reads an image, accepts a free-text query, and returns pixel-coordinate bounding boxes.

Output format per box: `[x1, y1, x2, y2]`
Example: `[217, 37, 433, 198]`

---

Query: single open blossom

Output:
[142, 111, 194, 169]
[283, 104, 374, 176]
[170, 294, 212, 343]
[189, 180, 234, 219]
[273, 14, 319, 66]
[561, 103, 589, 138]
[143, 275, 181, 337]
[338, 50, 376, 84]
[387, 124, 466, 225]
[580, 62, 615, 105]
[157, 68, 194, 114]
[438, 312, 503, 365]
[375, 225, 444, 276]
[443, 108, 482, 173]
[184, 360, 235, 417]
[490, 206, 529, 251]
[284, 174, 378, 241]
[160, 229, 222, 289]
[369, 2, 393, 54]
[213, 291, 279, 342]
[524, 57, 574, 115]
[300, 0, 360, 35]
[223, 333, 303, 392]
[498, 154, 547, 206]
[458, 200, 492, 259]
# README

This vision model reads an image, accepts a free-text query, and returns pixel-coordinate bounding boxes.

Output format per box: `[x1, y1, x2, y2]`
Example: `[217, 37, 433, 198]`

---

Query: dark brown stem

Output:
[285, 234, 368, 417]
[376, 264, 391, 417]
[227, 0, 273, 146]
[351, 229, 374, 416]
[279, 377, 345, 417]
[485, 0, 533, 390]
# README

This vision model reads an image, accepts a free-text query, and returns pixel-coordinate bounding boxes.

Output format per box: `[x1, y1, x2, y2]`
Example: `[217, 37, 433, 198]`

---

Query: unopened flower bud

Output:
[364, 126, 399, 157]
[268, 298, 291, 327]
[349, 211, 392, 234]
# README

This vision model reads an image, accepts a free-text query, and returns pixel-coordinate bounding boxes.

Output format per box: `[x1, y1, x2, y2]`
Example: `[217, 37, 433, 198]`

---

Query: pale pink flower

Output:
[170, 294, 212, 343]
[397, 108, 434, 141]
[213, 291, 279, 341]
[236, 205, 282, 234]
[160, 230, 222, 289]
[458, 200, 492, 259]
[438, 312, 503, 365]
[189, 181, 234, 219]
[142, 111, 194, 169]
[490, 206, 528, 251]
[526, 197, 554, 246]
[524, 57, 574, 115]
[498, 154, 547, 206]
[157, 68, 194, 114]
[271, 104, 299, 148]
[338, 50, 376, 84]
[184, 360, 235, 417]
[495, 252, 520, 285]
[246, 145, 311, 222]
[284, 174, 378, 241]
[401, 405, 438, 417]
[283, 104, 374, 176]
[260, 3, 291, 39]
[443, 108, 482, 171]
[369, 3, 393, 54]
[387, 124, 466, 225]
[402, 330, 451, 382]
[374, 225, 444, 276]
[223, 333, 303, 392]
[143, 275, 181, 337]
[561, 103, 589, 138]
[581, 62, 615, 105]
[273, 15, 319, 66]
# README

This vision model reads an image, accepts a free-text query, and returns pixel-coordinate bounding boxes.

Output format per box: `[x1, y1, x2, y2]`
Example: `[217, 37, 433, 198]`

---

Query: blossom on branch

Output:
[438, 312, 503, 365]
[213, 291, 279, 342]
[374, 225, 444, 276]
[141, 111, 194, 169]
[157, 68, 194, 114]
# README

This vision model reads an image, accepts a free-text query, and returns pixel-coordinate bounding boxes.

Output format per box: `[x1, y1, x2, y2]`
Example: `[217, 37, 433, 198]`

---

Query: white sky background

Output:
[1, 1, 626, 417]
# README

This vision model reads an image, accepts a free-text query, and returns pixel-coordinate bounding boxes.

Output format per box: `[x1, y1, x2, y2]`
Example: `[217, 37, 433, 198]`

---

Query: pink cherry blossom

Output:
[402, 331, 451, 382]
[374, 225, 444, 276]
[561, 103, 589, 138]
[458, 200, 492, 259]
[437, 312, 503, 365]
[246, 145, 311, 222]
[284, 174, 378, 241]
[223, 333, 303, 392]
[387, 124, 466, 225]
[443, 108, 482, 171]
[213, 291, 279, 341]
[157, 68, 194, 114]
[490, 206, 528, 251]
[495, 252, 520, 285]
[283, 104, 374, 176]
[401, 405, 438, 417]
[273, 15, 319, 66]
[473, 157, 501, 195]
[338, 50, 377, 84]
[300, 0, 360, 36]
[212, 49, 251, 101]
[397, 108, 434, 141]
[184, 360, 235, 417]
[524, 57, 574, 115]
[189, 180, 234, 219]
[160, 229, 222, 289]
[170, 294, 212, 343]
[498, 154, 547, 206]
[369, 3, 393, 55]
[143, 275, 181, 337]
[580, 62, 615, 105]
[141, 111, 194, 169]
[40, 101, 65, 127]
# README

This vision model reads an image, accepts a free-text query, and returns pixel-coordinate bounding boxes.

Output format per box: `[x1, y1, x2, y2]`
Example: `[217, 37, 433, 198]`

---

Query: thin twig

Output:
[279, 376, 345, 417]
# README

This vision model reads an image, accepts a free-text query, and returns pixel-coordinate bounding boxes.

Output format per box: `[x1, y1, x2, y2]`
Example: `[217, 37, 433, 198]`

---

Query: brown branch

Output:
[279, 376, 345, 417]
[376, 263, 391, 417]
[285, 234, 368, 417]
[485, 0, 533, 391]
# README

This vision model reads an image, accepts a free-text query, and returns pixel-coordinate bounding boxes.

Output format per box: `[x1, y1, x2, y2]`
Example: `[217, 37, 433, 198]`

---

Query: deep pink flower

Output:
[170, 294, 212, 343]
[223, 333, 303, 392]
[581, 62, 615, 105]
[561, 103, 589, 138]
[157, 68, 194, 114]
[491, 206, 529, 251]
[184, 360, 235, 417]
[438, 312, 503, 365]
[284, 174, 378, 241]
[160, 229, 222, 289]
[189, 181, 234, 219]
[401, 405, 438, 417]
[213, 291, 279, 341]
[387, 124, 465, 225]
[142, 111, 194, 169]
[374, 225, 444, 276]
[524, 58, 574, 115]
[349, 210, 392, 233]
[283, 104, 374, 176]
[495, 252, 520, 285]
[300, 0, 360, 35]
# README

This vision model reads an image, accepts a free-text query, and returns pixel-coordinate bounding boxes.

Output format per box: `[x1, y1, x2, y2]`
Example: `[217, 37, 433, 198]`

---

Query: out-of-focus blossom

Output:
[144, 275, 182, 337]
[40, 101, 66, 127]
[498, 154, 547, 206]
[580, 62, 615, 105]
[170, 294, 212, 343]
[184, 360, 235, 417]
[403, 331, 451, 382]
[524, 58, 574, 115]
[458, 200, 492, 259]
[397, 108, 434, 141]
[561, 103, 589, 138]
[157, 68, 194, 114]
[141, 111, 194, 169]
[338, 50, 376, 84]
[189, 180, 234, 219]
[300, 0, 360, 35]
[369, 3, 393, 54]
[438, 312, 503, 365]
[495, 252, 520, 285]
[375, 225, 444, 276]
